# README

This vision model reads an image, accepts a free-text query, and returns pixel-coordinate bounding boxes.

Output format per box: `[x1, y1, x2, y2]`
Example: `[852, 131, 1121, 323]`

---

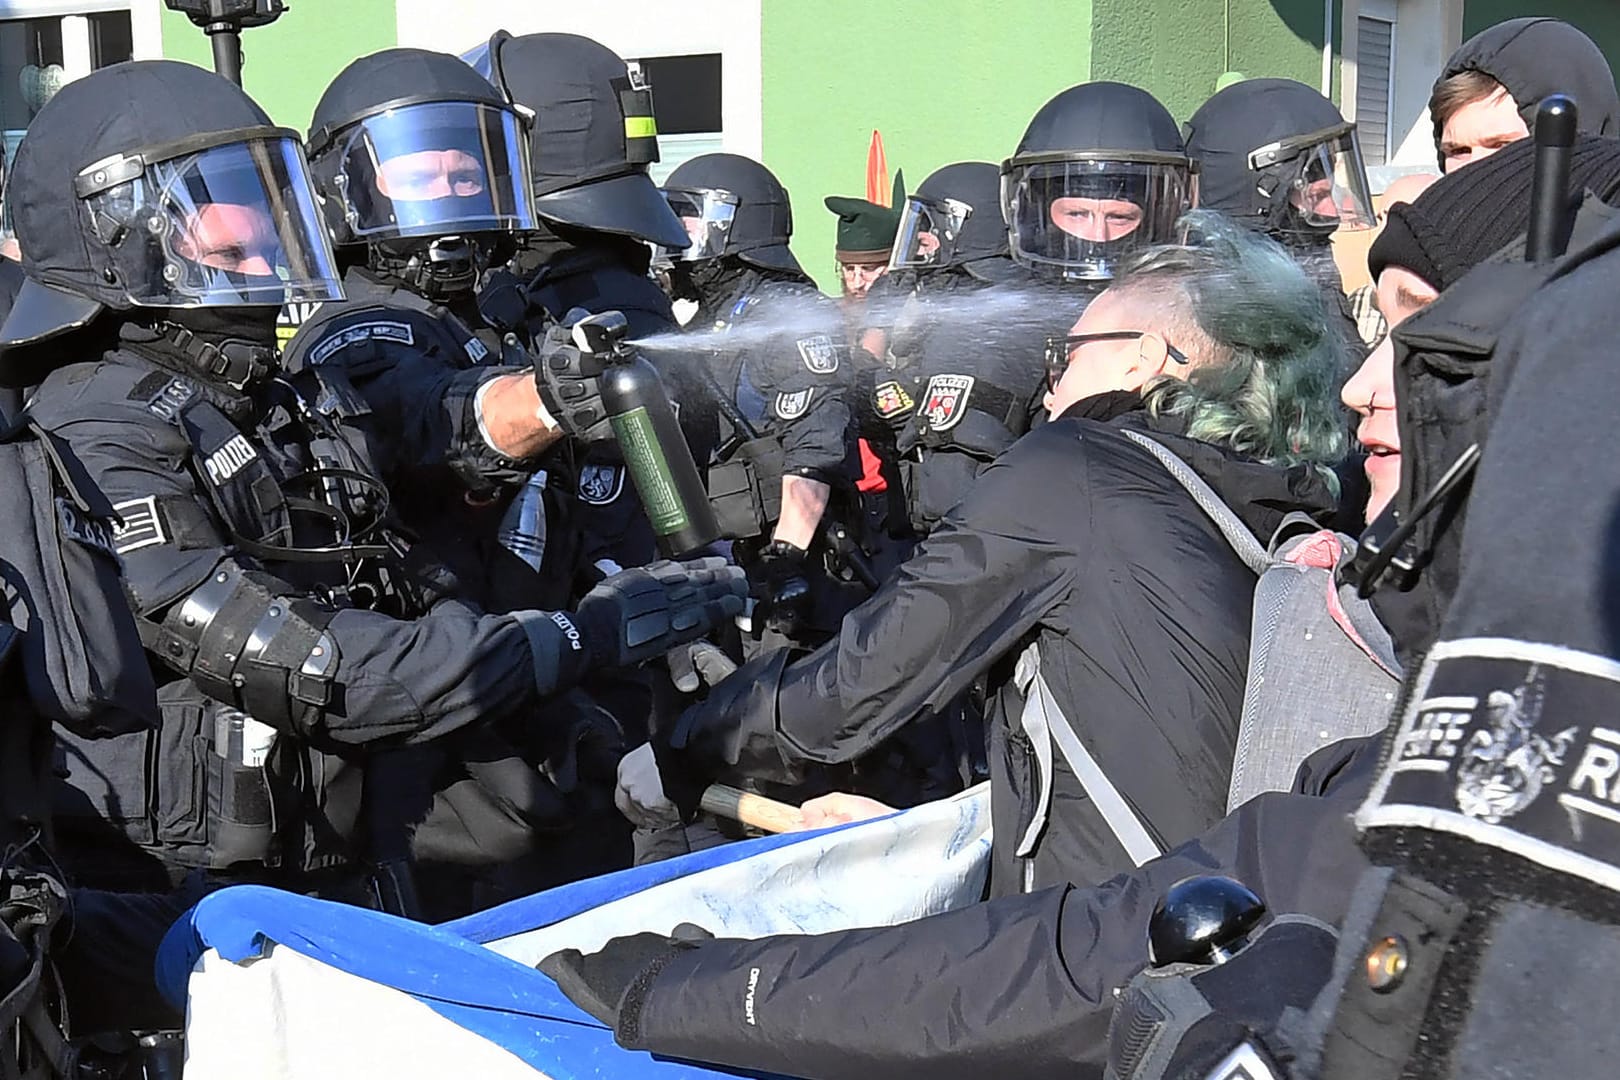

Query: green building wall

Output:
[1090, 0, 1341, 121]
[1462, 2, 1620, 82]
[159, 0, 397, 133]
[760, 0, 1094, 291]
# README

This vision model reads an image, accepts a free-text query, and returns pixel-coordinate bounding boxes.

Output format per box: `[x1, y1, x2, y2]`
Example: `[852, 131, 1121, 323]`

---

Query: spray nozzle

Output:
[571, 310, 632, 358]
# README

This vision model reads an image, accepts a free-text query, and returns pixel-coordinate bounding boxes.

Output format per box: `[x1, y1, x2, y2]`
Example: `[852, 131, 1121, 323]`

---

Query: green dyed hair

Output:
[1114, 210, 1349, 487]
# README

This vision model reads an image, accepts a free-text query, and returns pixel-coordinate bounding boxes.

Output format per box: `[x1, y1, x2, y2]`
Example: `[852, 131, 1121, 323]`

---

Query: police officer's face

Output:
[1342, 265, 1438, 523]
[1438, 87, 1530, 174]
[376, 149, 487, 201]
[1292, 178, 1340, 222]
[1043, 290, 1177, 419]
[1050, 197, 1144, 242]
[174, 202, 279, 275]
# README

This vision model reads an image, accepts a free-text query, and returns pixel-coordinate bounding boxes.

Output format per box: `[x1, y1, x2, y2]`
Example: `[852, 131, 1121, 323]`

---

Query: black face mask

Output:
[150, 304, 282, 390]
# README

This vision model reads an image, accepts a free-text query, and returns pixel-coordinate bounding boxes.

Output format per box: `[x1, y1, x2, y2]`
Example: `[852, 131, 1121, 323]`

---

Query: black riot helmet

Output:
[0, 60, 341, 377]
[464, 32, 688, 249]
[307, 47, 538, 298]
[1002, 82, 1198, 282]
[1184, 78, 1376, 242]
[661, 153, 803, 276]
[891, 160, 1008, 271]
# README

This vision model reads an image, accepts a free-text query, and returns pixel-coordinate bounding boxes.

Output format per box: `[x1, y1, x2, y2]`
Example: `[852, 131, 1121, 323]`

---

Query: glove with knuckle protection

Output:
[747, 539, 812, 638]
[573, 557, 748, 671]
[534, 308, 614, 443]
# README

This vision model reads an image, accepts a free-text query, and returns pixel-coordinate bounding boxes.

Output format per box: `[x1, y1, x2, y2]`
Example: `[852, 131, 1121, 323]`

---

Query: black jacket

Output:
[660, 394, 1337, 893]
[623, 732, 1381, 1080]
[29, 335, 597, 887]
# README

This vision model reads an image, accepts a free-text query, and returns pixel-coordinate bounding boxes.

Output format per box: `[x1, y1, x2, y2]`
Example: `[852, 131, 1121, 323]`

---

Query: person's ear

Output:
[1122, 332, 1173, 389]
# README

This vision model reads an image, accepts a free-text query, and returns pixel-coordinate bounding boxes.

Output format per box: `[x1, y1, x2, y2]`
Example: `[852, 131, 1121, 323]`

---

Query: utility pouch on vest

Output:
[707, 436, 785, 540]
[204, 707, 280, 869]
[0, 417, 157, 739]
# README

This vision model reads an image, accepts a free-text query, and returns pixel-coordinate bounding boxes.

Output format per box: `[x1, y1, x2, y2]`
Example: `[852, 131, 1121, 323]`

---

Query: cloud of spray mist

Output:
[628, 284, 1093, 360]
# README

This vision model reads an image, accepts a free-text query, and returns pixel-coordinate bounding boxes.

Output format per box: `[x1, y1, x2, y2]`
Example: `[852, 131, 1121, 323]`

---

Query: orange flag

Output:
[865, 130, 890, 206]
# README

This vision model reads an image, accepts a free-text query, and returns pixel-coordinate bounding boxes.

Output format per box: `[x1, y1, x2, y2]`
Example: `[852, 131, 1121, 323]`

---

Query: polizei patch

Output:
[774, 389, 814, 420]
[309, 321, 415, 366]
[1357, 638, 1620, 893]
[796, 335, 840, 374]
[919, 374, 975, 432]
[577, 464, 625, 506]
[204, 434, 259, 486]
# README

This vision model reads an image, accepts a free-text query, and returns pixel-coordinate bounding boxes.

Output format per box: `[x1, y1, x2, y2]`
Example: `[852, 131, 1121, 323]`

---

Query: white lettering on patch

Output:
[203, 435, 259, 486]
[308, 321, 415, 366]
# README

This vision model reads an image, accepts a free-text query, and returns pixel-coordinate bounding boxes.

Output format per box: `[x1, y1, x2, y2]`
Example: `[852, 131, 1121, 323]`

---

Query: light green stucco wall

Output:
[1462, 2, 1620, 88]
[1091, 0, 1340, 122]
[160, 0, 397, 133]
[761, 0, 1093, 292]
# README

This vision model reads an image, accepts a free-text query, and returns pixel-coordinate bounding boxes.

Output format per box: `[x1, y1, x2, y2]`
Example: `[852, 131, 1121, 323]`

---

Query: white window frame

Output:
[0, 0, 163, 80]
[1355, 12, 1398, 165]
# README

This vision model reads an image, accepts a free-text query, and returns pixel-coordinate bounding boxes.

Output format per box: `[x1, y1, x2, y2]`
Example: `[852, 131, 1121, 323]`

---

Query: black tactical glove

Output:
[747, 539, 812, 639]
[534, 309, 614, 443]
[538, 924, 714, 1028]
[572, 557, 747, 671]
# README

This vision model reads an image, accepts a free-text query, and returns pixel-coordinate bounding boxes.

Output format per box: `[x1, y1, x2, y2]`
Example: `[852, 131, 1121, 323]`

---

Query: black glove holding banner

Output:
[534, 308, 614, 443]
[571, 557, 747, 671]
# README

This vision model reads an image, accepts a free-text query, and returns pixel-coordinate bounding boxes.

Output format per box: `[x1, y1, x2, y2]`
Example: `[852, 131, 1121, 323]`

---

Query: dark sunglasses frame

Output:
[1044, 330, 1189, 391]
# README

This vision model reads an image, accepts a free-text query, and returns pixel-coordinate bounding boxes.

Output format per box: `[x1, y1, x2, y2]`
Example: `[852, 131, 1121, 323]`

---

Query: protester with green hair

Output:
[615, 211, 1350, 893]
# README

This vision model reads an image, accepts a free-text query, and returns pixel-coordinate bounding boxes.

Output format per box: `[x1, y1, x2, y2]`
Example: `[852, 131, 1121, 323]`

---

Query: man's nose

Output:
[239, 254, 274, 276]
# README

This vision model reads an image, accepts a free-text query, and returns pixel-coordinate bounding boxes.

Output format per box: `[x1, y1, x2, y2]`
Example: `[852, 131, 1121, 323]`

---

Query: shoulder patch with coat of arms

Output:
[919, 373, 975, 432]
[577, 463, 625, 506]
[796, 334, 840, 375]
[873, 379, 915, 419]
[774, 388, 814, 421]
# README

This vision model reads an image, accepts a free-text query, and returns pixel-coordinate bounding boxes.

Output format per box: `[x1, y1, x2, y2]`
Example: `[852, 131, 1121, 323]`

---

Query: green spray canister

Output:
[572, 311, 719, 557]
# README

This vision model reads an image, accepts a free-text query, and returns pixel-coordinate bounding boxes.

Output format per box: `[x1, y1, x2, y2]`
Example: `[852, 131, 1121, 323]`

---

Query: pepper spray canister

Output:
[572, 312, 719, 557]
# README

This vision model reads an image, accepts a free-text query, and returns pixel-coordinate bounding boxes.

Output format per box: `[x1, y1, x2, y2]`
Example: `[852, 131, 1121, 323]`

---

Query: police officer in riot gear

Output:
[659, 152, 859, 644]
[1003, 81, 1200, 284]
[467, 30, 693, 580]
[878, 85, 1199, 539]
[4, 61, 745, 903]
[1184, 78, 1376, 353]
[285, 48, 574, 613]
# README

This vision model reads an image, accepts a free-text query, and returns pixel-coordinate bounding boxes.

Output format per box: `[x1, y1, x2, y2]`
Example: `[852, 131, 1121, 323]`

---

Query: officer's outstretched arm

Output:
[771, 473, 830, 549]
[55, 409, 743, 750]
[474, 370, 566, 459]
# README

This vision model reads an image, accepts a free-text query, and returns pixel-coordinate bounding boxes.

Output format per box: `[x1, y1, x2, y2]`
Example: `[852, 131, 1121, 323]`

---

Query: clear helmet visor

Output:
[889, 194, 973, 270]
[79, 133, 343, 307]
[1253, 125, 1376, 232]
[312, 101, 536, 243]
[1002, 156, 1196, 281]
[661, 186, 739, 261]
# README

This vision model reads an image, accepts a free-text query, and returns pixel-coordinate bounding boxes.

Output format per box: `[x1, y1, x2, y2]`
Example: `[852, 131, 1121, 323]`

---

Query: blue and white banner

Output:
[160, 784, 991, 1080]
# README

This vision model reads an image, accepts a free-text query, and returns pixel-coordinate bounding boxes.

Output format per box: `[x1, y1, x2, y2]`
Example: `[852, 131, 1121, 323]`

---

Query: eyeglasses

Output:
[1044, 330, 1189, 391]
[837, 261, 888, 283]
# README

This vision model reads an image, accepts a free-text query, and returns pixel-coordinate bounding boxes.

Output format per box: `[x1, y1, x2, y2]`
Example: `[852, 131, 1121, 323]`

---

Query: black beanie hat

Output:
[1369, 134, 1620, 290]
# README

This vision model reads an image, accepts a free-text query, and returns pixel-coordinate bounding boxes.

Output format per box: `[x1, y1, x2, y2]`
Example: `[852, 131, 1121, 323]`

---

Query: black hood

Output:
[1439, 18, 1620, 157]
[1062, 391, 1338, 542]
[1185, 78, 1348, 226]
[915, 161, 1008, 265]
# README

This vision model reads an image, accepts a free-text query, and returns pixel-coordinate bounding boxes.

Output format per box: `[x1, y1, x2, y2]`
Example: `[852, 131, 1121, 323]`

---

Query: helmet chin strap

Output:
[370, 236, 479, 302]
